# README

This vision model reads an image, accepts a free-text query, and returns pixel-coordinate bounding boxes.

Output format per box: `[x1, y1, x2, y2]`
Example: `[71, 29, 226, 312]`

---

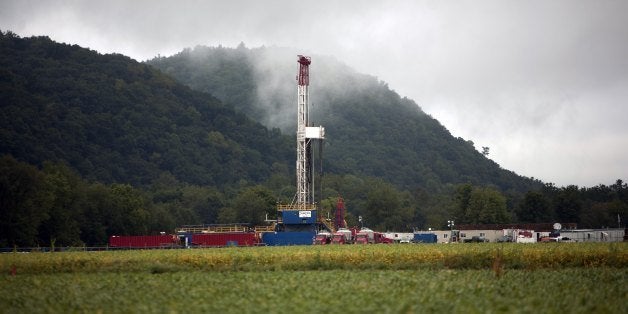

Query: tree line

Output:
[2, 154, 625, 247]
[0, 155, 279, 247]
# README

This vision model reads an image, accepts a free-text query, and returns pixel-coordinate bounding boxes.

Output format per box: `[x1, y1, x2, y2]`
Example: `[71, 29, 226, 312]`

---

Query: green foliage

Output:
[108, 184, 149, 235]
[0, 154, 185, 246]
[453, 184, 511, 224]
[554, 185, 583, 223]
[219, 185, 276, 225]
[0, 32, 292, 187]
[1, 268, 625, 313]
[364, 180, 414, 231]
[517, 191, 553, 222]
[576, 180, 628, 228]
[38, 162, 84, 246]
[0, 156, 52, 246]
[78, 182, 115, 245]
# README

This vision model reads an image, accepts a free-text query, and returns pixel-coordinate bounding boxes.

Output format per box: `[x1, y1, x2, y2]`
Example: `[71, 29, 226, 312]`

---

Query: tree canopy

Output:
[0, 32, 293, 187]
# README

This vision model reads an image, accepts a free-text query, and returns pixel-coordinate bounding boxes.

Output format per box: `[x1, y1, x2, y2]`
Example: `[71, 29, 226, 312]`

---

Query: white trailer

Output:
[383, 232, 414, 243]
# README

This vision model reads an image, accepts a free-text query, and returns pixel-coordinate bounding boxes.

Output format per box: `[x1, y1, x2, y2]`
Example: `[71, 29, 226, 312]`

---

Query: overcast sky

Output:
[2, 0, 627, 187]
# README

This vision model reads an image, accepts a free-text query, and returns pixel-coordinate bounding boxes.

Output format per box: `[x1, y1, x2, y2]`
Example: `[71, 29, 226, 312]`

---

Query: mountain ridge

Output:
[147, 44, 542, 193]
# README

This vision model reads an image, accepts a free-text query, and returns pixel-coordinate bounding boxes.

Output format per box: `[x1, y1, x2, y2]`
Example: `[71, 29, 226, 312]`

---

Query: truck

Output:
[314, 231, 332, 244]
[504, 229, 537, 243]
[354, 228, 393, 244]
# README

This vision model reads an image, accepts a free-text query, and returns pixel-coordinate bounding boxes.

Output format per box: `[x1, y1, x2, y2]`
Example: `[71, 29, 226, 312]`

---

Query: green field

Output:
[1, 243, 626, 313]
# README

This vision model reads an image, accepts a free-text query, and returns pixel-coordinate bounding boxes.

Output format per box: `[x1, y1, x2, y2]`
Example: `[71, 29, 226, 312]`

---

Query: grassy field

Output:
[1, 243, 626, 313]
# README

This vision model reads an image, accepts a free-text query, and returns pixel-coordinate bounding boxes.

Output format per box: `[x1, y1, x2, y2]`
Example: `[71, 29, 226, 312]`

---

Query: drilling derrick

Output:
[261, 55, 326, 245]
[296, 55, 311, 205]
[296, 55, 324, 206]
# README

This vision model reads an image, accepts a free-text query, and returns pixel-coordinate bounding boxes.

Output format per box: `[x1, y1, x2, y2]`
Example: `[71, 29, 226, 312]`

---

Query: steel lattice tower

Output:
[296, 55, 324, 206]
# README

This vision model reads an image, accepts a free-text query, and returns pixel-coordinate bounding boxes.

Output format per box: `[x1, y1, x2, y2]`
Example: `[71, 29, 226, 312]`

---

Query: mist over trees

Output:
[1, 32, 626, 246]
[148, 44, 543, 193]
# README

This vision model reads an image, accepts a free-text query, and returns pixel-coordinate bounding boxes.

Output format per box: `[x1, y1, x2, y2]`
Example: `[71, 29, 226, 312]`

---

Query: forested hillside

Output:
[145, 44, 627, 232]
[0, 32, 293, 246]
[1, 32, 625, 247]
[147, 45, 539, 193]
[0, 33, 292, 187]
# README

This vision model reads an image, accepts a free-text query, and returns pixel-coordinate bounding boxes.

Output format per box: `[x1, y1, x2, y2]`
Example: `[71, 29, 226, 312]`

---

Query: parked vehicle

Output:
[539, 236, 558, 242]
[331, 228, 355, 244]
[314, 231, 332, 244]
[463, 236, 489, 243]
[355, 228, 393, 244]
[504, 229, 536, 243]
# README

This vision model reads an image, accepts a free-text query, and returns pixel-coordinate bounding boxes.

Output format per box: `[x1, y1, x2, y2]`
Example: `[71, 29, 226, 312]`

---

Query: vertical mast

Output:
[296, 55, 311, 205]
[335, 196, 346, 230]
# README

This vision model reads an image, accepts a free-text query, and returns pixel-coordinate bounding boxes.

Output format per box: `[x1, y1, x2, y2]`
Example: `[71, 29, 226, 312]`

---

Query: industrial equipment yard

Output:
[1, 243, 626, 313]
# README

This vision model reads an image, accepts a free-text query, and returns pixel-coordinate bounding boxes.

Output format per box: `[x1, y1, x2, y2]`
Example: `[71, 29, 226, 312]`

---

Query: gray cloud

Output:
[1, 0, 626, 186]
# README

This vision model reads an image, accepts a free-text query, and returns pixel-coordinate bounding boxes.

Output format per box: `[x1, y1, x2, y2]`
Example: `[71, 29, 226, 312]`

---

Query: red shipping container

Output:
[191, 233, 257, 247]
[109, 235, 178, 248]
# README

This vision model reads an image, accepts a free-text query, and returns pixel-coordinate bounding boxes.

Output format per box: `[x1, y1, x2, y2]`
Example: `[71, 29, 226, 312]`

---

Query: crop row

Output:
[1, 242, 626, 275]
[2, 269, 626, 313]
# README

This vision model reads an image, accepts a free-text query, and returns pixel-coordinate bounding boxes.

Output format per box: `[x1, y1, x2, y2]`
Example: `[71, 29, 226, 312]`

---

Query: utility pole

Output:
[447, 220, 455, 243]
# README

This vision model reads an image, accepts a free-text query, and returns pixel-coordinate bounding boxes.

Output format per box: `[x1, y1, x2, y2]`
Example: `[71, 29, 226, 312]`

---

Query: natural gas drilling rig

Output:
[264, 55, 327, 245]
[295, 55, 325, 206]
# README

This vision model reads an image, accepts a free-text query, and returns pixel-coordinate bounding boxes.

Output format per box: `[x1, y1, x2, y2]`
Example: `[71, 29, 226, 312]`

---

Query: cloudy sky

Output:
[2, 0, 627, 187]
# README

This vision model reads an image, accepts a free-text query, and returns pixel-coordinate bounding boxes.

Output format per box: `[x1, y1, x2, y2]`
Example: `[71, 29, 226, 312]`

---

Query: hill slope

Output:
[148, 45, 541, 192]
[0, 33, 292, 186]
[2, 33, 624, 240]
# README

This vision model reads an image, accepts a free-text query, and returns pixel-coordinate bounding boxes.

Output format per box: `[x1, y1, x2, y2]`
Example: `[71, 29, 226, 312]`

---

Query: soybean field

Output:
[1, 243, 626, 313]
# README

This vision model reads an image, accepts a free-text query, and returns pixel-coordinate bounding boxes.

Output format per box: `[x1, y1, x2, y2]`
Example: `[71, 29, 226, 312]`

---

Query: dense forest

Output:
[1, 32, 626, 247]
[0, 32, 293, 187]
